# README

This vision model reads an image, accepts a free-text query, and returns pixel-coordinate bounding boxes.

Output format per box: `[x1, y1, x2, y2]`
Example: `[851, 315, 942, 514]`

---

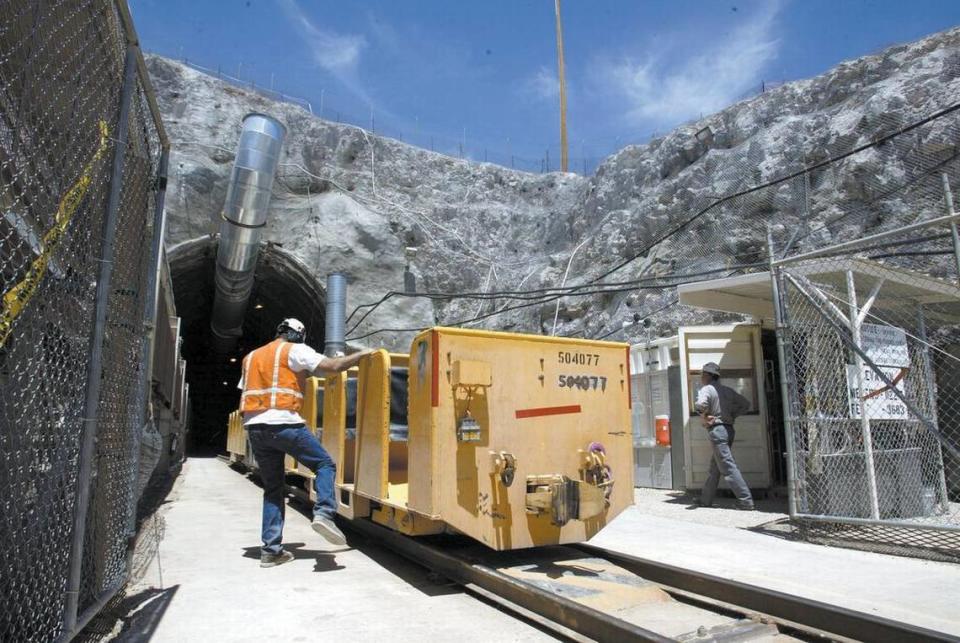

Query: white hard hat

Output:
[279, 318, 305, 333]
[277, 318, 306, 342]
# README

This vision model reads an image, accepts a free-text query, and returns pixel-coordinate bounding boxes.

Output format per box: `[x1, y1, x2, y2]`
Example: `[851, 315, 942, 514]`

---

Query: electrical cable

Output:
[346, 281, 671, 341]
[591, 297, 681, 341]
[344, 261, 766, 327]
[581, 100, 960, 286]
[344, 102, 960, 339]
[193, 101, 960, 345]
[780, 146, 960, 255]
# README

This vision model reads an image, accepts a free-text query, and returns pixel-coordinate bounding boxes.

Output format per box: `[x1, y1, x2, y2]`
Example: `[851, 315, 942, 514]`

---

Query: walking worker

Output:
[239, 317, 371, 567]
[693, 362, 755, 510]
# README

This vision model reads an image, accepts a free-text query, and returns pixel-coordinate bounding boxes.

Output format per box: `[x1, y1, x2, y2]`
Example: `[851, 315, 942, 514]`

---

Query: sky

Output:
[130, 0, 960, 173]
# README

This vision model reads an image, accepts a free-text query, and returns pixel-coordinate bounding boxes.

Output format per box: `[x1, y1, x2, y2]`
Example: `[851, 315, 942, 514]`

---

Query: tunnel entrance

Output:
[169, 238, 326, 454]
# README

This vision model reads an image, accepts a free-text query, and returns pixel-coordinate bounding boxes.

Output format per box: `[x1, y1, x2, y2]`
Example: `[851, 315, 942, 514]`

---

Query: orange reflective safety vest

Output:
[240, 338, 307, 413]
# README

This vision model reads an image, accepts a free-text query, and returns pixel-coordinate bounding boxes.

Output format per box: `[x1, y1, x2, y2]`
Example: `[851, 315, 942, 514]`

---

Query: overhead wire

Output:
[780, 144, 960, 256]
[180, 140, 542, 269]
[580, 100, 960, 287]
[343, 261, 766, 338]
[344, 100, 960, 340]
[591, 297, 681, 341]
[183, 102, 960, 345]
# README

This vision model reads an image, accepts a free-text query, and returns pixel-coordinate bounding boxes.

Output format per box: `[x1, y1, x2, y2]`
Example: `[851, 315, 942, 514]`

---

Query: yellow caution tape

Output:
[0, 119, 111, 347]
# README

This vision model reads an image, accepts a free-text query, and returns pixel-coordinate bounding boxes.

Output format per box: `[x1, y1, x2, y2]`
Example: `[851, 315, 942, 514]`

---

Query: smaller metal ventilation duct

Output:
[210, 113, 286, 353]
[324, 273, 347, 357]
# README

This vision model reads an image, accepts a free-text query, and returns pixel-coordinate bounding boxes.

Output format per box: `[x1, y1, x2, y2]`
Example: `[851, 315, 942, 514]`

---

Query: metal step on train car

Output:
[227, 327, 634, 550]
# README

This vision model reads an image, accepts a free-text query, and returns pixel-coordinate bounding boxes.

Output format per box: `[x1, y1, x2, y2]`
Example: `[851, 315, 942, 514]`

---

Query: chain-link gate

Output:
[770, 177, 960, 557]
[0, 1, 169, 640]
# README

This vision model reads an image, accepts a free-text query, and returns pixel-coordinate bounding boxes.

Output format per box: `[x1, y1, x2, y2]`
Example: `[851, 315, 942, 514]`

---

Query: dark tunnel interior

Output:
[169, 238, 326, 454]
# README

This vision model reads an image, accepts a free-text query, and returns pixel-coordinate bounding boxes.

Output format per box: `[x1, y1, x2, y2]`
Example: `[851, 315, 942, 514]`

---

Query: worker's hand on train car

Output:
[313, 348, 375, 375]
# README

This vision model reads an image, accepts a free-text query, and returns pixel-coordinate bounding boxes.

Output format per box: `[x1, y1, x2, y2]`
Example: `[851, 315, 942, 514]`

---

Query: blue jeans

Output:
[246, 423, 337, 554]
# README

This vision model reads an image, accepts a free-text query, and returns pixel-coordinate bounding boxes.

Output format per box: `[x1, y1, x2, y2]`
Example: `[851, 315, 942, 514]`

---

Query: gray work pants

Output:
[701, 424, 754, 507]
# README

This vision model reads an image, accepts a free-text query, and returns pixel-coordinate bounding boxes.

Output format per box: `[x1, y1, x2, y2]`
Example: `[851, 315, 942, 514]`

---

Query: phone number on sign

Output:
[558, 375, 607, 391]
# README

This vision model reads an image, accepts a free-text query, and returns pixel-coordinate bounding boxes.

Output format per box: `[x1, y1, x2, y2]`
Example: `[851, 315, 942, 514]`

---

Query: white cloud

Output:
[276, 0, 366, 76]
[528, 66, 560, 100]
[601, 2, 782, 127]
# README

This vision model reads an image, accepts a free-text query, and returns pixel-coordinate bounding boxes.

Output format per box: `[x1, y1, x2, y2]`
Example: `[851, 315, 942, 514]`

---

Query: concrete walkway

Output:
[120, 458, 960, 640]
[591, 489, 960, 637]
[121, 457, 551, 642]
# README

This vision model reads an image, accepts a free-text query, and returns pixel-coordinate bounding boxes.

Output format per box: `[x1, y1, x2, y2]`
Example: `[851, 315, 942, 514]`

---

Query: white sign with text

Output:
[847, 364, 909, 420]
[860, 323, 910, 368]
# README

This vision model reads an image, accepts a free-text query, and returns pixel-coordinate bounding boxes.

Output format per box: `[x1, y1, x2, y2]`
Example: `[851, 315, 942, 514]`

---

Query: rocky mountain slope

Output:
[148, 26, 960, 349]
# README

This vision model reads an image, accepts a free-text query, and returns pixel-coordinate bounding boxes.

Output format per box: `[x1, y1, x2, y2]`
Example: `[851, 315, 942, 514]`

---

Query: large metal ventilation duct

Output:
[210, 113, 286, 352]
[324, 273, 347, 356]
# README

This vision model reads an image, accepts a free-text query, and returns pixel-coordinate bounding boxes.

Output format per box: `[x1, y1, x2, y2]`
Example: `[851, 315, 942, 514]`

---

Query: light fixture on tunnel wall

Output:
[229, 357, 237, 363]
[222, 381, 229, 386]
[254, 303, 264, 310]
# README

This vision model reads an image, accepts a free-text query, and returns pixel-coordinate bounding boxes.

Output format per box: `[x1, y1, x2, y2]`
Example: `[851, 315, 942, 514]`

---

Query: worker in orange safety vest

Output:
[239, 317, 371, 567]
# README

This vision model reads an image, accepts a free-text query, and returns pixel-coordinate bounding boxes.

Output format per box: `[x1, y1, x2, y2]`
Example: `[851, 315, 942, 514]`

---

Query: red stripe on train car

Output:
[626, 345, 632, 409]
[515, 404, 582, 419]
[431, 329, 440, 407]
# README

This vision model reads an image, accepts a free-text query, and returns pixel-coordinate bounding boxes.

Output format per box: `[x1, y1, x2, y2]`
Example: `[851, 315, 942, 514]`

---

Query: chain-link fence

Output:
[542, 39, 960, 557]
[769, 181, 960, 557]
[0, 1, 171, 640]
[621, 98, 960, 556]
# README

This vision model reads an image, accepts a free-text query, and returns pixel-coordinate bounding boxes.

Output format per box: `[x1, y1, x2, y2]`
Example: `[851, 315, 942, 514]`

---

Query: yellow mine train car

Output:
[227, 327, 634, 550]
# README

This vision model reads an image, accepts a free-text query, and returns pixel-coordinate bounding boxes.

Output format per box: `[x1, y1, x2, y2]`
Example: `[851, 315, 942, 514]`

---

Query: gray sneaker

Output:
[260, 550, 294, 568]
[312, 515, 347, 546]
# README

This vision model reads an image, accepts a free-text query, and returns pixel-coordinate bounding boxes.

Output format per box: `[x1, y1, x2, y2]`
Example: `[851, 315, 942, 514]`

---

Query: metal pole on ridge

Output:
[63, 44, 139, 636]
[554, 0, 569, 173]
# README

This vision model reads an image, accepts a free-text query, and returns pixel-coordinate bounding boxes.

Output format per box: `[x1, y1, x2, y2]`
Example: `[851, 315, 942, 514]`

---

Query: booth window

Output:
[688, 368, 759, 416]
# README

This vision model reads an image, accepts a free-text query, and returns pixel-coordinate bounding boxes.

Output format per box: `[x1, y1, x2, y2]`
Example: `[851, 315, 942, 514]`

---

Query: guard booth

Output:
[677, 259, 958, 524]
[630, 324, 773, 493]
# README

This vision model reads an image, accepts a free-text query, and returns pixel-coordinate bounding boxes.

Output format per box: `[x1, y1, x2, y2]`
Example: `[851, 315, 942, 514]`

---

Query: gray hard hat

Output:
[702, 362, 721, 376]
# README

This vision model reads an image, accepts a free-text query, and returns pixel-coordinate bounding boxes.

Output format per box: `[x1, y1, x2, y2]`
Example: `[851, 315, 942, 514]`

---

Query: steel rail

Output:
[573, 543, 953, 642]
[234, 461, 953, 642]
[344, 518, 672, 643]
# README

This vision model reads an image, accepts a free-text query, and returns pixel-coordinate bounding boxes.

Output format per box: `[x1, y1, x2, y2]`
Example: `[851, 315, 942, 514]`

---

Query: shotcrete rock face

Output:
[169, 238, 325, 451]
[147, 27, 960, 347]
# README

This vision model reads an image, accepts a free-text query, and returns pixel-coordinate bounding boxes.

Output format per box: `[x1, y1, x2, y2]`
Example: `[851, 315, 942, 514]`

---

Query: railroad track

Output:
[223, 458, 952, 642]
[343, 514, 951, 643]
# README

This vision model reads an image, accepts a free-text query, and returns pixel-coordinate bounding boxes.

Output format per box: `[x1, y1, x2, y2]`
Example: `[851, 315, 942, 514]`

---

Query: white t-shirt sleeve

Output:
[287, 343, 326, 373]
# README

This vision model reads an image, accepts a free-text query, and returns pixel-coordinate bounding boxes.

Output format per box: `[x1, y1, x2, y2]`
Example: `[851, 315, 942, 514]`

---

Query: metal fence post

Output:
[62, 44, 138, 636]
[915, 307, 951, 513]
[845, 270, 881, 519]
[941, 172, 960, 286]
[767, 228, 799, 517]
[126, 146, 169, 542]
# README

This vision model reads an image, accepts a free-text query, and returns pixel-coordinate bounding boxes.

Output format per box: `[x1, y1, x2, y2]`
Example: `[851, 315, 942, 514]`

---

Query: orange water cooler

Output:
[655, 415, 671, 446]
